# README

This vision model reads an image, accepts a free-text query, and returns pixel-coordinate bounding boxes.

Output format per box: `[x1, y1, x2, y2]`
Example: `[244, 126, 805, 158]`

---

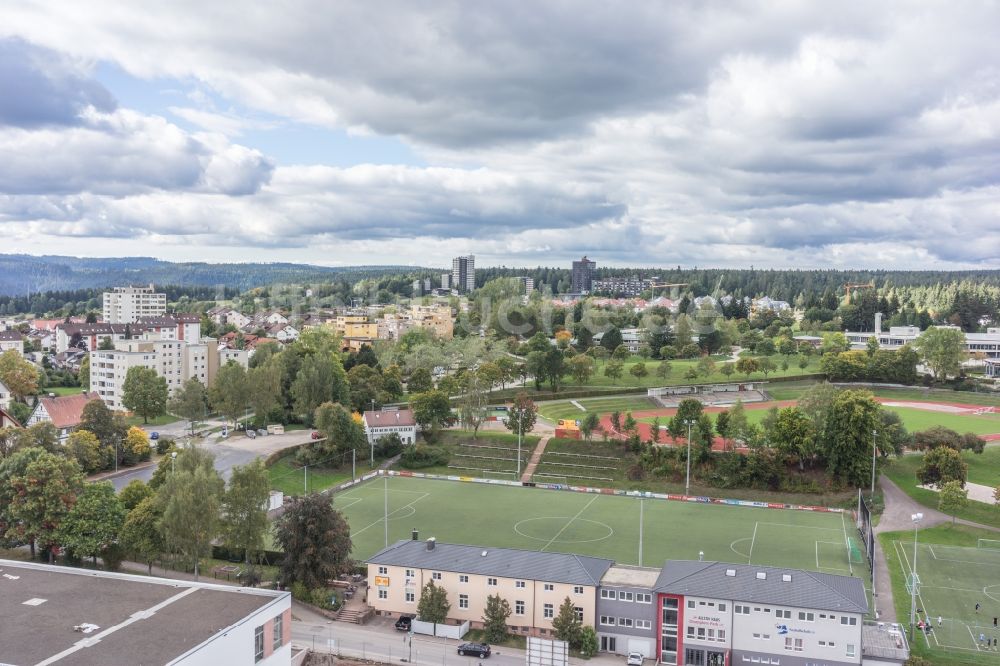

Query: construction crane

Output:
[842, 281, 875, 305]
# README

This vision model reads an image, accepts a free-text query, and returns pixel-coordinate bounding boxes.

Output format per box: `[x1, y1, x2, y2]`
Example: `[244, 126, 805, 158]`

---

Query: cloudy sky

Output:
[1, 1, 999, 270]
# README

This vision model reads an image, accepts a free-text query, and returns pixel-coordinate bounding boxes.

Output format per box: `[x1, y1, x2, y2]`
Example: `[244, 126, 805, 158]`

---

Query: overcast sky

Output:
[1, 1, 999, 270]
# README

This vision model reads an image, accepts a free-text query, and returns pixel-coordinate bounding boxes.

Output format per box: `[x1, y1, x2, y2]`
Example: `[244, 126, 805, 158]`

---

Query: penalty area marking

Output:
[513, 517, 615, 544]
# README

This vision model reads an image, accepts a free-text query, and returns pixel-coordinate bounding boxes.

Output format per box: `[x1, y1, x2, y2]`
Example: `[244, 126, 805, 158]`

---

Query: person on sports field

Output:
[976, 602, 981, 613]
[937, 615, 943, 627]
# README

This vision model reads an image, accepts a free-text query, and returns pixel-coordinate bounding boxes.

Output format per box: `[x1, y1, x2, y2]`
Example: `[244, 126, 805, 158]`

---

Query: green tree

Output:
[121, 496, 164, 574]
[735, 357, 759, 379]
[505, 392, 538, 440]
[938, 479, 969, 523]
[0, 349, 39, 402]
[798, 382, 840, 436]
[580, 413, 600, 442]
[407, 367, 434, 393]
[417, 579, 451, 624]
[696, 356, 716, 378]
[777, 337, 797, 357]
[347, 363, 385, 413]
[914, 327, 967, 379]
[482, 594, 512, 644]
[916, 446, 967, 487]
[727, 400, 749, 444]
[247, 359, 283, 424]
[58, 481, 126, 567]
[612, 344, 630, 361]
[459, 373, 490, 439]
[210, 361, 250, 426]
[169, 378, 208, 434]
[758, 356, 777, 377]
[579, 626, 599, 658]
[119, 479, 154, 511]
[605, 359, 624, 384]
[822, 390, 883, 487]
[411, 390, 452, 439]
[123, 426, 152, 464]
[223, 460, 271, 573]
[630, 362, 649, 380]
[543, 347, 566, 391]
[866, 336, 880, 357]
[78, 354, 90, 389]
[274, 493, 352, 588]
[568, 354, 595, 385]
[122, 366, 168, 424]
[772, 407, 816, 470]
[820, 332, 850, 355]
[66, 429, 103, 473]
[551, 596, 583, 647]
[307, 402, 366, 461]
[5, 452, 84, 559]
[656, 360, 672, 379]
[158, 458, 224, 580]
[601, 326, 624, 352]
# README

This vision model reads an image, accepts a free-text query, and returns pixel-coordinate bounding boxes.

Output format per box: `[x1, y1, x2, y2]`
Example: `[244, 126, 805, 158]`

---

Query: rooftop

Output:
[0, 559, 288, 666]
[35, 392, 101, 429]
[601, 564, 662, 588]
[0, 330, 24, 341]
[364, 408, 416, 428]
[654, 561, 868, 615]
[368, 539, 614, 586]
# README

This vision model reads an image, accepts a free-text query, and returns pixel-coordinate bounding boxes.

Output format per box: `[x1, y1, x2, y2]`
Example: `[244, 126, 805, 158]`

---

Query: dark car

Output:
[457, 642, 490, 658]
[394, 615, 414, 631]
[150, 432, 159, 440]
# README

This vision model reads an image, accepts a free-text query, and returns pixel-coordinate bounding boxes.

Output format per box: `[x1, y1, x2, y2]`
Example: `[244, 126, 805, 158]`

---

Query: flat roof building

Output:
[0, 559, 292, 665]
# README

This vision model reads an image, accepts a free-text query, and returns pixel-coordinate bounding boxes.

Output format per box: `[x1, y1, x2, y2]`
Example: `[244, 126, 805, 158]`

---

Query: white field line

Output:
[541, 494, 600, 552]
[840, 511, 854, 575]
[351, 492, 430, 537]
[749, 522, 758, 565]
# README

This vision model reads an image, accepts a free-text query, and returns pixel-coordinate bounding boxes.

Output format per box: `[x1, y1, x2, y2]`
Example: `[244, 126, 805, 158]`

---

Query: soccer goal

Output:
[977, 538, 1000, 551]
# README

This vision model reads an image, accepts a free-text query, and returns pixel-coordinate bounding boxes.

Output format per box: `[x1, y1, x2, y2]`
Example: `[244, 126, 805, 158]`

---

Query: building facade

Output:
[363, 408, 418, 445]
[592, 276, 655, 297]
[571, 256, 597, 293]
[27, 392, 102, 441]
[0, 330, 25, 355]
[452, 255, 476, 293]
[845, 315, 1000, 359]
[102, 284, 167, 323]
[597, 565, 660, 657]
[367, 538, 612, 637]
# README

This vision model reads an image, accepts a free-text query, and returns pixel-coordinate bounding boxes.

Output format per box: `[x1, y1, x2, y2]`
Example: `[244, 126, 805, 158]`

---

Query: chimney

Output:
[426, 537, 436, 551]
[412, 529, 419, 541]
[874, 312, 883, 334]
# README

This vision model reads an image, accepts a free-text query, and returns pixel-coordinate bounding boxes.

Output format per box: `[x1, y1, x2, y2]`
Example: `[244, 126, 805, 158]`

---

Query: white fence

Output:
[527, 637, 568, 666]
[412, 619, 470, 639]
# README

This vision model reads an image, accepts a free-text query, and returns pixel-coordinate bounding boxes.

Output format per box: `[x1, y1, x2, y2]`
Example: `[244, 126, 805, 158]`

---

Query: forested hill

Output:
[0, 254, 426, 297]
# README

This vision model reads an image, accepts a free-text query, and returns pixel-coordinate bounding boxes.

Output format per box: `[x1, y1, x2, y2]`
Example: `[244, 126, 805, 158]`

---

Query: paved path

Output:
[918, 480, 999, 504]
[520, 436, 550, 482]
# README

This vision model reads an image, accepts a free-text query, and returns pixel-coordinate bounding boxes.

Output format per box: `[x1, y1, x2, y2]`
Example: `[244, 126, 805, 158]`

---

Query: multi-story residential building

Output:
[592, 276, 656, 297]
[571, 256, 597, 293]
[54, 315, 200, 354]
[206, 306, 251, 329]
[654, 561, 868, 666]
[451, 255, 476, 293]
[0, 330, 25, 355]
[440, 273, 451, 290]
[363, 408, 418, 445]
[515, 276, 535, 294]
[845, 314, 1000, 359]
[102, 284, 167, 323]
[412, 279, 423, 297]
[597, 565, 660, 657]
[0, 379, 11, 410]
[135, 314, 202, 342]
[0, 558, 292, 666]
[377, 313, 417, 341]
[410, 304, 454, 339]
[367, 538, 613, 637]
[27, 392, 102, 442]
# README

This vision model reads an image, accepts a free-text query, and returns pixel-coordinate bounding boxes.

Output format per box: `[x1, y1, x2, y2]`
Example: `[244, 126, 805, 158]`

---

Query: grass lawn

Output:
[44, 386, 85, 396]
[881, 407, 1000, 436]
[884, 455, 1000, 528]
[879, 523, 1000, 665]
[268, 453, 360, 496]
[126, 413, 182, 427]
[403, 430, 541, 479]
[537, 396, 657, 422]
[334, 475, 866, 588]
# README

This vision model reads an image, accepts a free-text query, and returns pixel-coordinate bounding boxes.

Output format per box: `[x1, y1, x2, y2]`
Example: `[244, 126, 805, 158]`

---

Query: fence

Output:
[857, 491, 875, 580]
[412, 619, 470, 639]
[296, 634, 491, 666]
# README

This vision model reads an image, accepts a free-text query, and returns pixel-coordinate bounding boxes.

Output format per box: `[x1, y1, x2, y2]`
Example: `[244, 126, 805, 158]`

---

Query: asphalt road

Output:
[107, 427, 316, 490]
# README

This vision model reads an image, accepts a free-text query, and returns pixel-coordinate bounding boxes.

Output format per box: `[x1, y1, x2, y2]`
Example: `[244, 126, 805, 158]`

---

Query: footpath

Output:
[520, 436, 550, 482]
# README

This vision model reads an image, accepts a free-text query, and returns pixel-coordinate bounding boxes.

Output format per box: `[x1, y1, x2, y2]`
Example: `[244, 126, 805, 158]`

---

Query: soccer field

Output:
[335, 475, 864, 579]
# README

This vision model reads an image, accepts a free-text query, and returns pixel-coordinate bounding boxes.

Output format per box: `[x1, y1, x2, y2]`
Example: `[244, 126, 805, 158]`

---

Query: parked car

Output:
[246, 430, 256, 439]
[394, 615, 413, 631]
[457, 643, 490, 658]
[627, 652, 644, 666]
[149, 432, 159, 440]
[257, 428, 267, 436]
[311, 431, 323, 440]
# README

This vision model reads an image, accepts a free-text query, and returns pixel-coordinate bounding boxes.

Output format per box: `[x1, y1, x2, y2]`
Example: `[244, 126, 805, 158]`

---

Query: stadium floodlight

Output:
[909, 512, 923, 639]
[684, 419, 695, 495]
[871, 429, 878, 496]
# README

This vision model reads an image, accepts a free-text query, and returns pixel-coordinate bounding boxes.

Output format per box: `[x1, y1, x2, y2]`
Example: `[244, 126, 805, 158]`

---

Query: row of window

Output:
[687, 600, 727, 612]
[253, 614, 283, 663]
[599, 616, 652, 630]
[685, 626, 727, 642]
[601, 589, 653, 603]
[378, 567, 582, 594]
[732, 604, 857, 625]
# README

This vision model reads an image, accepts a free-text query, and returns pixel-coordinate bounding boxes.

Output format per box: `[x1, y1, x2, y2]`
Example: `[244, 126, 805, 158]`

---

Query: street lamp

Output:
[871, 429, 878, 497]
[909, 512, 923, 639]
[171, 450, 177, 473]
[684, 419, 695, 496]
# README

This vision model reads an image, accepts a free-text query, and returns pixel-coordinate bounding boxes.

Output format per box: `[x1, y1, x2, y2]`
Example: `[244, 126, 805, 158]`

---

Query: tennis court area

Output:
[334, 475, 866, 584]
[893, 538, 1000, 655]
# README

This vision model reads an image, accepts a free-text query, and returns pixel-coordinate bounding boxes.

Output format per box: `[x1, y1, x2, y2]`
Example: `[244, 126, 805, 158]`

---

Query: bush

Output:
[399, 444, 450, 469]
[310, 587, 338, 610]
[916, 446, 967, 487]
[373, 433, 404, 458]
[290, 581, 310, 602]
[626, 464, 645, 481]
[156, 437, 174, 455]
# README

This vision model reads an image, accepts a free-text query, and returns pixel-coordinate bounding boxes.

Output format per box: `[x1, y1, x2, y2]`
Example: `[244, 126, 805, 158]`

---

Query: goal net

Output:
[977, 538, 1000, 550]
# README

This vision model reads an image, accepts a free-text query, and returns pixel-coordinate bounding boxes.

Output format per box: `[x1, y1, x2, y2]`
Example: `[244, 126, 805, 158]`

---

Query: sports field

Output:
[334, 475, 866, 582]
[891, 538, 1000, 656]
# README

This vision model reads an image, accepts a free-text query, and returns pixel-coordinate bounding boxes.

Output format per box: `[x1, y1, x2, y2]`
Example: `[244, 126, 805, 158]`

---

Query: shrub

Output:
[916, 446, 967, 487]
[626, 464, 645, 481]
[399, 444, 449, 469]
[156, 437, 174, 455]
[290, 581, 309, 602]
[373, 433, 404, 458]
[310, 587, 337, 610]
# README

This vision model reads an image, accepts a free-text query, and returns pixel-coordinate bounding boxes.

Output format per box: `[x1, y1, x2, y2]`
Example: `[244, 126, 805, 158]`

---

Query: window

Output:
[698, 628, 706, 638]
[637, 593, 652, 604]
[574, 607, 584, 622]
[798, 612, 814, 622]
[406, 569, 414, 578]
[718, 630, 726, 642]
[718, 603, 726, 612]
[775, 609, 791, 619]
[688, 599, 695, 609]
[378, 566, 388, 575]
[273, 615, 283, 651]
[784, 638, 793, 651]
[794, 639, 803, 652]
[687, 627, 695, 637]
[620, 591, 634, 602]
[516, 600, 525, 616]
[752, 633, 761, 640]
[685, 648, 705, 666]
[459, 575, 469, 583]
[378, 589, 388, 600]
[254, 625, 264, 663]
[544, 584, 554, 591]
[735, 605, 750, 615]
[574, 586, 584, 595]
[841, 616, 857, 626]
[618, 617, 633, 628]
[487, 577, 498, 586]
[636, 619, 652, 630]
[846, 644, 856, 657]
[516, 580, 526, 588]
[405, 591, 415, 603]
[544, 604, 554, 619]
[432, 572, 441, 580]
[601, 616, 616, 626]
[459, 594, 469, 609]
[601, 589, 616, 599]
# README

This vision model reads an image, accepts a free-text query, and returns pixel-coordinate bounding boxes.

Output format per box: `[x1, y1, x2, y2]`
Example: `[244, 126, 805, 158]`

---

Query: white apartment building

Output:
[0, 330, 24, 356]
[845, 313, 1000, 359]
[102, 284, 167, 323]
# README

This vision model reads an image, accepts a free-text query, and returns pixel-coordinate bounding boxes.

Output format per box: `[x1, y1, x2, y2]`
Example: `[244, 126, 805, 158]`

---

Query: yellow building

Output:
[367, 537, 612, 637]
[409, 304, 453, 339]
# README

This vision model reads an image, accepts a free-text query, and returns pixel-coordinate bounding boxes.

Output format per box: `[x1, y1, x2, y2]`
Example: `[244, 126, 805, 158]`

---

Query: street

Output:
[107, 425, 317, 490]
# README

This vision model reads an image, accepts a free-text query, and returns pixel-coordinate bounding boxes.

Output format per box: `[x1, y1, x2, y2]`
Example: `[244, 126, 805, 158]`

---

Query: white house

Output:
[363, 408, 418, 445]
[27, 392, 101, 442]
[0, 330, 25, 356]
[0, 378, 11, 411]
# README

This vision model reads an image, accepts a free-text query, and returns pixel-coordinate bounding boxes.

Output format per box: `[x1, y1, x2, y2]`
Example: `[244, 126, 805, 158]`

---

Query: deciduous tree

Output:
[482, 594, 512, 644]
[914, 327, 967, 380]
[58, 482, 126, 567]
[938, 480, 968, 523]
[210, 361, 251, 426]
[552, 596, 583, 648]
[121, 496, 164, 574]
[6, 452, 84, 559]
[0, 349, 39, 402]
[119, 479, 153, 511]
[158, 456, 224, 580]
[916, 446, 967, 487]
[223, 460, 271, 573]
[122, 366, 168, 424]
[169, 378, 208, 434]
[417, 580, 451, 624]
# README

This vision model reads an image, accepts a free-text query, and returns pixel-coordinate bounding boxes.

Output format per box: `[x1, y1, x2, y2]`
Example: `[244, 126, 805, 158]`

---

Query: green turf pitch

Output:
[335, 476, 859, 577]
[893, 540, 1000, 655]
